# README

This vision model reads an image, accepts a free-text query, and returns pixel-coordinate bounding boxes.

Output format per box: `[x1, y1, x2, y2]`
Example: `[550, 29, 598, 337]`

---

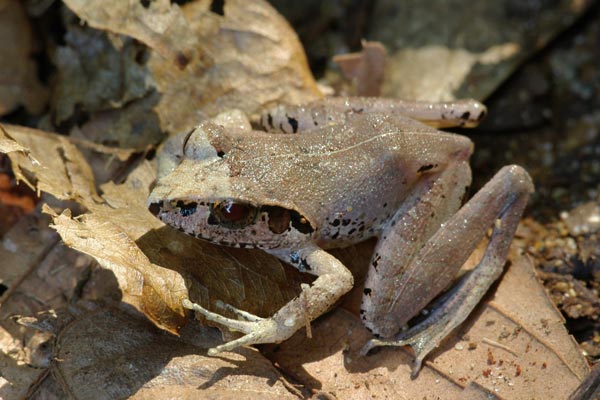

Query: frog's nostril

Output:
[148, 201, 163, 216]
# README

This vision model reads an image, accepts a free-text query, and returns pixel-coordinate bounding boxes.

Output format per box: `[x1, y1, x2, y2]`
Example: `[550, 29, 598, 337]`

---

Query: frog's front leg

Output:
[183, 246, 353, 354]
[361, 164, 533, 377]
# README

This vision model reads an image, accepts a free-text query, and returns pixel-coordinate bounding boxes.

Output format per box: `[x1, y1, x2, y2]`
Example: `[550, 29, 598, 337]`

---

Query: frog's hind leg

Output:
[361, 164, 533, 377]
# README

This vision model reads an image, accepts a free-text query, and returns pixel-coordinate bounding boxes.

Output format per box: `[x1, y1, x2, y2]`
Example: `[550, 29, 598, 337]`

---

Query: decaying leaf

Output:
[0, 0, 48, 116]
[0, 124, 100, 200]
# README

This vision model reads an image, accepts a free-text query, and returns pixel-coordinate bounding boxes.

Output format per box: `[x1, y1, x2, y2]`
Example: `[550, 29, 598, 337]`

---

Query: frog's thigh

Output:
[363, 165, 533, 339]
[361, 161, 471, 337]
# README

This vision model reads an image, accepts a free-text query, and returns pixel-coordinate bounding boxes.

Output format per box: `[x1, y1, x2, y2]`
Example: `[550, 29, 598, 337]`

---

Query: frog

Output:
[147, 96, 533, 377]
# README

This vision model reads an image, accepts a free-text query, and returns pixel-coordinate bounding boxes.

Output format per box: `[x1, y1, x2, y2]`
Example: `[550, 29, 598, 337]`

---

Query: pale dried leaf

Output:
[0, 124, 28, 154]
[46, 206, 188, 334]
[0, 0, 48, 115]
[382, 44, 520, 102]
[265, 254, 588, 399]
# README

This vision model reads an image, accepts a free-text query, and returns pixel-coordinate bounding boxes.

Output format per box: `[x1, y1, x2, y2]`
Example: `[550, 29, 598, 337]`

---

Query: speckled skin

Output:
[148, 98, 533, 376]
[261, 97, 487, 134]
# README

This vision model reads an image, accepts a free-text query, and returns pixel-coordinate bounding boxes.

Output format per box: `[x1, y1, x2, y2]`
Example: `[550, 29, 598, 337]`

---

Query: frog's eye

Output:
[210, 201, 258, 228]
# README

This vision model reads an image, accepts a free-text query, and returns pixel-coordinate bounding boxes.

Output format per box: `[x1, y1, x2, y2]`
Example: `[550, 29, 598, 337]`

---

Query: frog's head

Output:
[148, 123, 315, 250]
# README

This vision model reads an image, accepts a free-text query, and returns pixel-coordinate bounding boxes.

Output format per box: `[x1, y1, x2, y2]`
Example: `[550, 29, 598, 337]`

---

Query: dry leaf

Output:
[0, 204, 95, 399]
[0, 0, 48, 115]
[0, 124, 99, 200]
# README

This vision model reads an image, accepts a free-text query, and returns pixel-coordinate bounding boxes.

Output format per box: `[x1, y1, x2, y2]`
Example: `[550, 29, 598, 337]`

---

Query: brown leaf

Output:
[62, 0, 204, 68]
[0, 204, 94, 398]
[19, 304, 300, 399]
[264, 254, 589, 399]
[0, 124, 100, 200]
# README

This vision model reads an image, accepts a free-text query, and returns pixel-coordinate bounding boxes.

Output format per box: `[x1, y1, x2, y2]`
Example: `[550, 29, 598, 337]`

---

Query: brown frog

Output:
[148, 97, 533, 376]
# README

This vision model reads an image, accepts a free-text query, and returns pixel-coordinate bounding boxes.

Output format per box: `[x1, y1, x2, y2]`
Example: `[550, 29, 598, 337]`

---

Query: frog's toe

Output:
[216, 300, 264, 322]
[361, 335, 427, 379]
[206, 329, 270, 355]
[183, 299, 256, 332]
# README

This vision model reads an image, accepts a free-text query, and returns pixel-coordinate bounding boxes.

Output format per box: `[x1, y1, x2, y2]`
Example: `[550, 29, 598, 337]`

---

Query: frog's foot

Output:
[361, 289, 470, 379]
[182, 299, 278, 355]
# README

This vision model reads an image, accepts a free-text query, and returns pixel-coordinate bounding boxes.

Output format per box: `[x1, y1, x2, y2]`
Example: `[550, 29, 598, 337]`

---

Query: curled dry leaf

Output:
[0, 124, 99, 201]
[57, 0, 321, 145]
[0, 0, 48, 116]
[264, 253, 589, 399]
[46, 206, 189, 334]
[0, 124, 138, 398]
